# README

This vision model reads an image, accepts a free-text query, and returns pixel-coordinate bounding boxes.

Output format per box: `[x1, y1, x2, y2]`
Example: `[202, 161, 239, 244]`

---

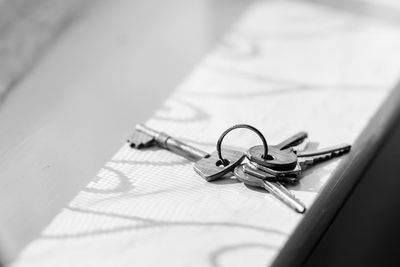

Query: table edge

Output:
[272, 81, 400, 267]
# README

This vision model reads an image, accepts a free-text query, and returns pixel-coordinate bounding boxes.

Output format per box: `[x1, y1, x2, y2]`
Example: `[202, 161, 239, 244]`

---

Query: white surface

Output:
[0, 0, 254, 262]
[12, 0, 400, 266]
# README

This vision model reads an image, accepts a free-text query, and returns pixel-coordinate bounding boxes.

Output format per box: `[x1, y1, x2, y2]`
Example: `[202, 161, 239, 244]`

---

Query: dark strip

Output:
[271, 82, 400, 266]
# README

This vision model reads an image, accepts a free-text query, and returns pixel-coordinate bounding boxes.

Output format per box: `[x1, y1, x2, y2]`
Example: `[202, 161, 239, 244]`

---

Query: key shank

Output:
[136, 124, 210, 162]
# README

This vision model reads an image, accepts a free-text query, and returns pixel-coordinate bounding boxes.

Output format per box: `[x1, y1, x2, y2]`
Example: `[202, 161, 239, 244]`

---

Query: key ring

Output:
[217, 124, 268, 166]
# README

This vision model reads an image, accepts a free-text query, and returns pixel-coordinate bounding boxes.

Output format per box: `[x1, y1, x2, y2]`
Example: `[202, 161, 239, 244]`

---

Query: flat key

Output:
[247, 132, 307, 170]
[129, 124, 245, 181]
[234, 164, 306, 213]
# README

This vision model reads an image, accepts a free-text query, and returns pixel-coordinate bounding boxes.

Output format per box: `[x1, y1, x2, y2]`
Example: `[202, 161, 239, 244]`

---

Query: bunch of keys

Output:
[220, 125, 350, 213]
[128, 124, 351, 214]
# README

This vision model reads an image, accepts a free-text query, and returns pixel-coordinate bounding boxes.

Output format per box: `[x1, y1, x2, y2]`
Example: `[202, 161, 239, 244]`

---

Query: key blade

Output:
[297, 143, 351, 157]
[234, 165, 306, 213]
[299, 144, 351, 168]
[275, 132, 308, 150]
[263, 181, 306, 213]
[127, 130, 155, 148]
[194, 149, 245, 182]
[275, 182, 306, 209]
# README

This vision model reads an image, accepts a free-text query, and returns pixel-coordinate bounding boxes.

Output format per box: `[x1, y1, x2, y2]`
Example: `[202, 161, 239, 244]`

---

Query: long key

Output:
[129, 124, 209, 161]
[234, 164, 306, 213]
[128, 124, 245, 181]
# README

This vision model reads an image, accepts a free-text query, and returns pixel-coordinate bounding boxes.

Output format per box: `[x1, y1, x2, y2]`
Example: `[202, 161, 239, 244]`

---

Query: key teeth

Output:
[127, 130, 155, 149]
[312, 147, 350, 164]
[128, 141, 144, 149]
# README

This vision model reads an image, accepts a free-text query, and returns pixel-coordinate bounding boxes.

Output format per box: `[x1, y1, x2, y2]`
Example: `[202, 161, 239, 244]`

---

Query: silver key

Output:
[250, 143, 351, 178]
[297, 143, 351, 170]
[247, 132, 308, 170]
[128, 124, 245, 181]
[234, 164, 306, 213]
[129, 124, 210, 161]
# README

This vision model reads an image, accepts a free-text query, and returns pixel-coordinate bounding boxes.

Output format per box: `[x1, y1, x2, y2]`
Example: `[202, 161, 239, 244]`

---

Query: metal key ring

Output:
[217, 124, 268, 166]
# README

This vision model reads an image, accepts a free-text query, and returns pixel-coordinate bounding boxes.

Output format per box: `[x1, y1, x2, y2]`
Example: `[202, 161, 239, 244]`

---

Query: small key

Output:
[128, 124, 245, 181]
[234, 164, 306, 213]
[247, 132, 308, 170]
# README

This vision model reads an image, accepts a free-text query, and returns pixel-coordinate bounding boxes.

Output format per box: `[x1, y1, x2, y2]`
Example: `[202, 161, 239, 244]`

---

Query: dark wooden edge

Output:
[271, 81, 400, 267]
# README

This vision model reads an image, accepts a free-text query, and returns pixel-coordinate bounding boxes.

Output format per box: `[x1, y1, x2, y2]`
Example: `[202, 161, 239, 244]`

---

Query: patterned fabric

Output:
[13, 1, 400, 266]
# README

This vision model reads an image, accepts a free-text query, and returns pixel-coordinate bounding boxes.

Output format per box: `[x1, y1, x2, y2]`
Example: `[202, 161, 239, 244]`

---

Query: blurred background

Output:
[0, 0, 256, 263]
[1, 0, 400, 266]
